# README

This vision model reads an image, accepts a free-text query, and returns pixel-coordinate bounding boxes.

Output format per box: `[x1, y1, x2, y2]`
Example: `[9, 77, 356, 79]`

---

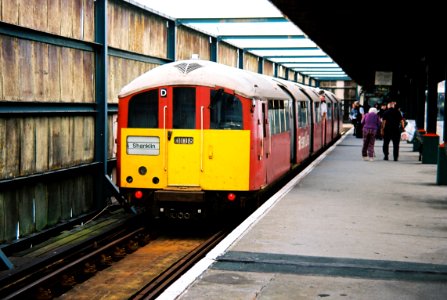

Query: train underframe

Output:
[121, 188, 261, 223]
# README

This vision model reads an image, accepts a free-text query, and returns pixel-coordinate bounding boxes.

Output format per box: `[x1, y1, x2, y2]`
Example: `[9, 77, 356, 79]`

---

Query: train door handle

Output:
[167, 131, 172, 141]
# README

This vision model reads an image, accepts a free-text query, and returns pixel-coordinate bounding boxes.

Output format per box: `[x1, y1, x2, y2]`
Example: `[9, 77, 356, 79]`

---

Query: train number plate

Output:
[127, 136, 160, 155]
[174, 137, 194, 144]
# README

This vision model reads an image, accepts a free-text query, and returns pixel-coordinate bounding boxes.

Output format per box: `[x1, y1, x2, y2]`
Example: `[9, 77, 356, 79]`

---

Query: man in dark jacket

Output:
[380, 102, 405, 161]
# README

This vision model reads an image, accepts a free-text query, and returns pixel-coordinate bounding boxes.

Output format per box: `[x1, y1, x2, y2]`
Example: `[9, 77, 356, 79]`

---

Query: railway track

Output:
[0, 210, 151, 300]
[56, 228, 227, 300]
[1, 213, 228, 300]
[130, 230, 228, 300]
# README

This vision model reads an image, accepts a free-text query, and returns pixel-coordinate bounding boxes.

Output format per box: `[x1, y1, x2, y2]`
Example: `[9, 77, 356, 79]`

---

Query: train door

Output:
[277, 85, 296, 163]
[166, 87, 201, 186]
[263, 102, 272, 160]
[289, 99, 296, 163]
[308, 96, 316, 153]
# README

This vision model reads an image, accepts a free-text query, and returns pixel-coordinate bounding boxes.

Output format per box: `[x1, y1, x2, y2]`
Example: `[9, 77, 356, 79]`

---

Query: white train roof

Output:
[118, 59, 290, 100]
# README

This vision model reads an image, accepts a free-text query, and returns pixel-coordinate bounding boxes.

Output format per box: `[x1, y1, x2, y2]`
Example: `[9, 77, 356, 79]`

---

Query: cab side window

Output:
[210, 90, 243, 129]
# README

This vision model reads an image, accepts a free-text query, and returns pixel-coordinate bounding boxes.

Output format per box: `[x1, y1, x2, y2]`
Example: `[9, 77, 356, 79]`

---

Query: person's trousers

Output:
[362, 129, 377, 157]
[383, 131, 401, 160]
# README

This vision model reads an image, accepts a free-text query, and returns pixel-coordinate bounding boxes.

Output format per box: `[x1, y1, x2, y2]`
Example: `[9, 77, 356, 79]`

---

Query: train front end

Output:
[117, 62, 254, 221]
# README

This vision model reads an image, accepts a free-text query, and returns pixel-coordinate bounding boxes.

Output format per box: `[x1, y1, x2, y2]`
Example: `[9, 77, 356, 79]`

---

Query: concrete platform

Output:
[159, 129, 447, 300]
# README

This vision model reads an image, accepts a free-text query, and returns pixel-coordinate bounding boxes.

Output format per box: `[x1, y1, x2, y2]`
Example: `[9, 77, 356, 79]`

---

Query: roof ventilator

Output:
[174, 62, 203, 74]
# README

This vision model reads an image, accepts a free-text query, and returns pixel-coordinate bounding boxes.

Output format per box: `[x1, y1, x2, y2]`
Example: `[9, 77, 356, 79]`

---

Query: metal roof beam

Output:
[285, 62, 338, 65]
[293, 67, 343, 71]
[218, 35, 306, 40]
[176, 17, 288, 24]
[265, 55, 328, 58]
[245, 46, 319, 51]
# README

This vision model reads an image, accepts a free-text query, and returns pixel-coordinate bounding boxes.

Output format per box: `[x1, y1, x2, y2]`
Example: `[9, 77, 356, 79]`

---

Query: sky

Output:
[131, 0, 284, 19]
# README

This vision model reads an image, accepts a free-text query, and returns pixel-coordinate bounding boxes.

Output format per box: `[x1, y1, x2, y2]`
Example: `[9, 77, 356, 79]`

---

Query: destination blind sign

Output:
[127, 136, 160, 155]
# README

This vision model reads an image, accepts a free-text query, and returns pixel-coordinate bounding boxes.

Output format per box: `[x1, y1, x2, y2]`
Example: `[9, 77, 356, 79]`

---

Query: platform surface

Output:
[159, 129, 447, 300]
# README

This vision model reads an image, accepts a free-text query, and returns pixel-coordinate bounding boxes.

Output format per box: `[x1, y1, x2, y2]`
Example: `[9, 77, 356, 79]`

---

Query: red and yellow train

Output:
[117, 59, 341, 220]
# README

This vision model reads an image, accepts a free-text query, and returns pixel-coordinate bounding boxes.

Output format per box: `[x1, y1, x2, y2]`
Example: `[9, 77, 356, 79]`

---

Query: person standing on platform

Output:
[381, 102, 406, 161]
[319, 90, 328, 145]
[361, 107, 381, 161]
[350, 101, 364, 138]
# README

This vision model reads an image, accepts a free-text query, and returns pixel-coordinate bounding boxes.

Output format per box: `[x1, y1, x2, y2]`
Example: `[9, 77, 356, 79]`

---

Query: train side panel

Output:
[266, 132, 291, 184]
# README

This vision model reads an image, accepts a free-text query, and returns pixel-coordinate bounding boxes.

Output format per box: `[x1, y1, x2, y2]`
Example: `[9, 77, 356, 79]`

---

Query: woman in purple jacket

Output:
[361, 107, 382, 161]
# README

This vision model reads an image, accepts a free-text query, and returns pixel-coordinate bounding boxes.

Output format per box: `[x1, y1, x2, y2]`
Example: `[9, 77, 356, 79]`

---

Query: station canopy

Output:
[130, 0, 350, 81]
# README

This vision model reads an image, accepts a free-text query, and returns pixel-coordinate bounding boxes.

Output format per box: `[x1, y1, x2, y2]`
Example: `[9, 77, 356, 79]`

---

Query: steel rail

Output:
[131, 230, 228, 300]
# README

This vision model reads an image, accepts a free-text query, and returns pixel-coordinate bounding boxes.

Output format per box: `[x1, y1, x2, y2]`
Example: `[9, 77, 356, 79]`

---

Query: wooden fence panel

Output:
[35, 117, 49, 173]
[0, 36, 94, 102]
[18, 188, 35, 238]
[0, 191, 18, 242]
[47, 45, 61, 101]
[33, 43, 49, 101]
[20, 118, 36, 176]
[108, 0, 167, 58]
[19, 40, 34, 101]
[0, 34, 2, 98]
[83, 0, 94, 41]
[82, 52, 94, 102]
[34, 183, 48, 231]
[243, 53, 258, 73]
[176, 27, 210, 61]
[264, 60, 274, 77]
[0, 0, 95, 42]
[218, 43, 238, 67]
[1, 116, 88, 178]
[1, 0, 19, 24]
[47, 0, 61, 35]
[0, 119, 20, 178]
[1, 36, 19, 100]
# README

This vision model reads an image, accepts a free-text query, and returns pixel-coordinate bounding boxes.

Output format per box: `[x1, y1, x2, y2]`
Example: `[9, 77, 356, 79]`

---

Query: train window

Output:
[278, 100, 284, 133]
[327, 102, 332, 119]
[209, 90, 243, 129]
[268, 100, 290, 134]
[173, 87, 196, 129]
[284, 100, 290, 131]
[128, 90, 158, 128]
[298, 101, 309, 128]
[268, 101, 276, 135]
[315, 102, 321, 123]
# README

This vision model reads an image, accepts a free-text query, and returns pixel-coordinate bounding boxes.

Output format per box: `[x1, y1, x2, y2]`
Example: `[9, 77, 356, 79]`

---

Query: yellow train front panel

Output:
[120, 128, 250, 191]
[120, 128, 167, 189]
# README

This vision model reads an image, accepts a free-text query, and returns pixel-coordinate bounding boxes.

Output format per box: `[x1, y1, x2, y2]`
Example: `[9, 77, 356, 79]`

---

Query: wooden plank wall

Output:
[264, 60, 274, 77]
[217, 43, 238, 67]
[0, 0, 95, 42]
[243, 53, 259, 73]
[0, 0, 98, 242]
[108, 0, 167, 58]
[0, 176, 94, 242]
[176, 26, 210, 61]
[0, 35, 95, 102]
